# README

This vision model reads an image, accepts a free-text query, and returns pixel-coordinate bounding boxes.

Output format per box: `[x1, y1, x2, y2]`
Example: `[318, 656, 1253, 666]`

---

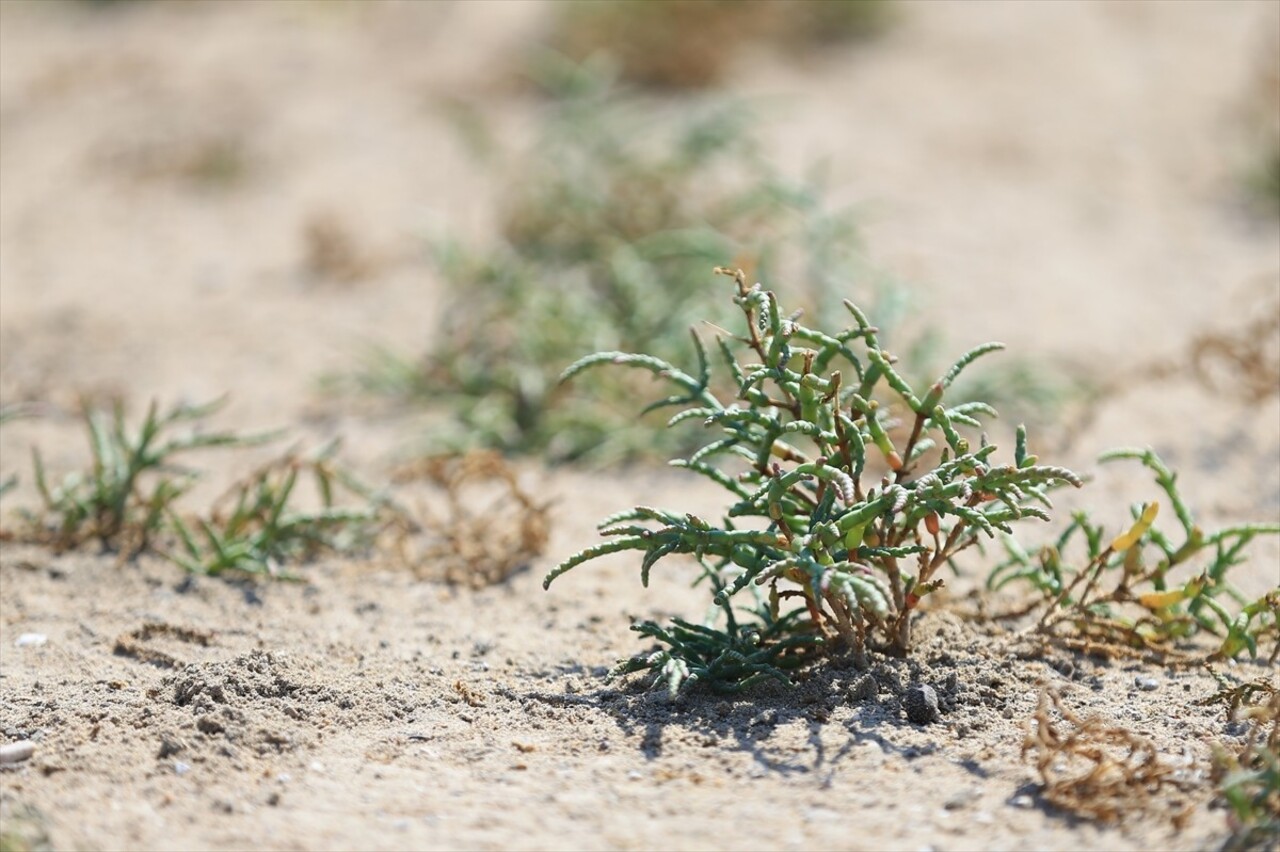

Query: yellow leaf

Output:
[1111, 501, 1159, 552]
[1139, 587, 1187, 610]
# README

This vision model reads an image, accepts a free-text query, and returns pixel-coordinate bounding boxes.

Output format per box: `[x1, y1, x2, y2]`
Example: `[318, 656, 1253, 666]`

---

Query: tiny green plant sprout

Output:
[990, 449, 1280, 663]
[544, 268, 1082, 695]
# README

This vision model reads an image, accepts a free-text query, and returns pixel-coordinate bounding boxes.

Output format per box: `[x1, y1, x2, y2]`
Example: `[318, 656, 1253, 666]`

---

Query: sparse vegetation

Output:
[365, 70, 885, 463]
[10, 399, 396, 579]
[990, 448, 1280, 663]
[166, 440, 387, 579]
[1201, 673, 1280, 851]
[548, 0, 892, 90]
[20, 398, 269, 558]
[4, 3, 1276, 850]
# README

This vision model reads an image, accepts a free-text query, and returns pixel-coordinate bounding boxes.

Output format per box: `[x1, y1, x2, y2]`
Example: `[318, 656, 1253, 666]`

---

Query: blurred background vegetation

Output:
[350, 61, 901, 464]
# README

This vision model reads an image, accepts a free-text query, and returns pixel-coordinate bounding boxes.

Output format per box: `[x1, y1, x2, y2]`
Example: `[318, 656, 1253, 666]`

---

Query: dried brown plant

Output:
[392, 451, 550, 589]
[1024, 686, 1197, 823]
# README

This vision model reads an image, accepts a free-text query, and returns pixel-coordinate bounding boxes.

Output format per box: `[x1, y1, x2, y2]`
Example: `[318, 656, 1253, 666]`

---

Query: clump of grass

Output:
[1201, 675, 1280, 851]
[11, 398, 394, 580]
[167, 440, 388, 579]
[377, 70, 884, 463]
[548, 0, 892, 90]
[545, 268, 1081, 695]
[989, 448, 1280, 663]
[20, 398, 267, 558]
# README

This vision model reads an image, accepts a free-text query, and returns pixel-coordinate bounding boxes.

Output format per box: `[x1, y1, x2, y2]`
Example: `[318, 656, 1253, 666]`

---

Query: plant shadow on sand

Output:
[505, 606, 1258, 835]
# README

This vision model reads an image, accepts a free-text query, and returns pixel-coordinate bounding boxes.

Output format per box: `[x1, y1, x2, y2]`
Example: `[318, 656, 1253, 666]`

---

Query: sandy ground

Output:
[1, 2, 1278, 850]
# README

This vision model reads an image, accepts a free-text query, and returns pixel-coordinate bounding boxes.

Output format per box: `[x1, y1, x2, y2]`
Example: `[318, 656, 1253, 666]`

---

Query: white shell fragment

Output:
[0, 740, 35, 765]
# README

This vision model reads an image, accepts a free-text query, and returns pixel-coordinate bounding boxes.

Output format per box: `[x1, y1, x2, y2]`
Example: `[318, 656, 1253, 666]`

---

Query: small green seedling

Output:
[22, 398, 269, 557]
[545, 268, 1080, 695]
[167, 439, 387, 579]
[989, 448, 1280, 662]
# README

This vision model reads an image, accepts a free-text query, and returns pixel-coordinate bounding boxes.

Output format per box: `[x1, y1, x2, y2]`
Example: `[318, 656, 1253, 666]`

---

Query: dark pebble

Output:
[905, 684, 940, 725]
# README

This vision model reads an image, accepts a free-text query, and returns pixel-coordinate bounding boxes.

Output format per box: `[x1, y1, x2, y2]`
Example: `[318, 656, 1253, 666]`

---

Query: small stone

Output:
[0, 740, 34, 765]
[905, 684, 940, 725]
[943, 787, 980, 810]
[1225, 720, 1250, 737]
[196, 715, 225, 735]
[1135, 676, 1159, 692]
[14, 633, 46, 647]
[879, 669, 903, 693]
[173, 761, 192, 776]
[157, 737, 186, 758]
[848, 674, 878, 702]
[750, 709, 779, 727]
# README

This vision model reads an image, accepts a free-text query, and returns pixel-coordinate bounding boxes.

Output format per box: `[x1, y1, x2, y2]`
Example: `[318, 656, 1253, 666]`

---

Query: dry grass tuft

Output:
[1024, 687, 1197, 823]
[392, 451, 550, 589]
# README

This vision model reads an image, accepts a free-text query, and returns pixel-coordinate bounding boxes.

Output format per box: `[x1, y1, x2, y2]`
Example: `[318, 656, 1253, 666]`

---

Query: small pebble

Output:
[1011, 794, 1034, 809]
[904, 684, 940, 725]
[1135, 676, 1159, 691]
[14, 633, 46, 647]
[157, 737, 186, 759]
[848, 674, 878, 702]
[943, 787, 980, 810]
[173, 761, 191, 776]
[0, 740, 34, 765]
